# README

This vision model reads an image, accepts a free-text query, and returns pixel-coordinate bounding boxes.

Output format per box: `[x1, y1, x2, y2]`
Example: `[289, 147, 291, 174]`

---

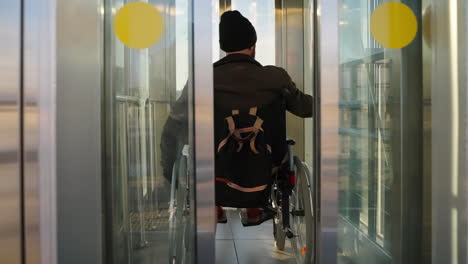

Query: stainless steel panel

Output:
[421, 1, 432, 262]
[56, 0, 103, 263]
[275, 0, 285, 68]
[214, 0, 230, 61]
[220, 0, 231, 12]
[0, 1, 22, 264]
[276, 0, 315, 203]
[316, 0, 339, 263]
[23, 0, 58, 263]
[285, 0, 305, 160]
[303, 0, 315, 167]
[431, 0, 467, 263]
[275, 0, 306, 160]
[194, 0, 215, 263]
[465, 4, 468, 260]
[465, 2, 468, 261]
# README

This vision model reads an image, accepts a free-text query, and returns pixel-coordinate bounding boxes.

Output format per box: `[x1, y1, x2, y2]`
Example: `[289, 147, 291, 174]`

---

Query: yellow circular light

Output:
[370, 2, 418, 49]
[114, 2, 164, 49]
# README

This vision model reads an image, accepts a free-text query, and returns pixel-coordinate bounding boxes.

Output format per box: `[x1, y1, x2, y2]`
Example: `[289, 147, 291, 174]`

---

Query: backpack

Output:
[215, 106, 273, 208]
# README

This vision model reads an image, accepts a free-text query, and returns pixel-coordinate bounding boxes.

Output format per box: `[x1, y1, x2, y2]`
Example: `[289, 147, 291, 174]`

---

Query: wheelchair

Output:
[271, 139, 315, 264]
[168, 145, 194, 264]
[168, 141, 315, 264]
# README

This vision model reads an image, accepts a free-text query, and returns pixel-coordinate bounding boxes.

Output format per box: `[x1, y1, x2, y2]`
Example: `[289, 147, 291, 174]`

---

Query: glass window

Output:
[231, 0, 276, 65]
[337, 0, 430, 263]
[104, 1, 195, 263]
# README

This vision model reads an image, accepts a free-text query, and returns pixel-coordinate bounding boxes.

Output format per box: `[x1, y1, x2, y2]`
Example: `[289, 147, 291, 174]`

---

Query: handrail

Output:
[115, 95, 174, 104]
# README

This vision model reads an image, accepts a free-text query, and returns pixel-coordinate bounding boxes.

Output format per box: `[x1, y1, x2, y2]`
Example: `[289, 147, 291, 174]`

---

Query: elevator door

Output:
[214, 1, 317, 264]
[103, 1, 200, 263]
[330, 0, 431, 263]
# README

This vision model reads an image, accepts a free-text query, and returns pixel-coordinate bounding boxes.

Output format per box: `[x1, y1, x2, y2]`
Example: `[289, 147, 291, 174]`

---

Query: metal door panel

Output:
[0, 1, 22, 264]
[431, 0, 468, 263]
[23, 0, 58, 263]
[275, 0, 306, 160]
[316, 0, 339, 263]
[194, 0, 216, 263]
[56, 0, 103, 263]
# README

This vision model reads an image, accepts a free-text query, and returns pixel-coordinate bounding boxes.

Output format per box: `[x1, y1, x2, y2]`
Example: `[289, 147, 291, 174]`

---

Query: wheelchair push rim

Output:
[168, 153, 193, 264]
[289, 156, 315, 264]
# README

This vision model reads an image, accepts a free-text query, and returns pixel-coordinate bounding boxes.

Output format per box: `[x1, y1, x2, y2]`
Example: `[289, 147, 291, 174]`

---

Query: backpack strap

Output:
[226, 116, 236, 135]
[218, 112, 265, 153]
[249, 107, 257, 116]
[250, 118, 264, 154]
[252, 117, 263, 131]
[217, 116, 236, 152]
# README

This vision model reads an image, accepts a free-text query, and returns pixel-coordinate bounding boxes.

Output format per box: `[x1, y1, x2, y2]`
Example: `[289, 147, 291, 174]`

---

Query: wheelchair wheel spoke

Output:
[287, 157, 314, 264]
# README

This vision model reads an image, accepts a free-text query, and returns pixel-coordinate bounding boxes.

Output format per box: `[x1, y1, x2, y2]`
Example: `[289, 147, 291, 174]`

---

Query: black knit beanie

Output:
[219, 11, 257, 52]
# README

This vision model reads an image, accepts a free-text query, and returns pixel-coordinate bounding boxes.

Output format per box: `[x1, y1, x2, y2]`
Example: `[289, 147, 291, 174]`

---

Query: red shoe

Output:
[240, 208, 274, 227]
[217, 206, 227, 223]
[247, 208, 262, 220]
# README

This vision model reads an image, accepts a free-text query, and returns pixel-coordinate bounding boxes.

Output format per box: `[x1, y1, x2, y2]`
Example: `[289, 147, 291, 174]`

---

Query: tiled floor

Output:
[216, 209, 295, 264]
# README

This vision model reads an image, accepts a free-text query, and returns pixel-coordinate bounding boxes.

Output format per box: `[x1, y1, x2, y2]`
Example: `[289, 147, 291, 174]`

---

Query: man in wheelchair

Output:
[214, 10, 313, 226]
[161, 10, 312, 227]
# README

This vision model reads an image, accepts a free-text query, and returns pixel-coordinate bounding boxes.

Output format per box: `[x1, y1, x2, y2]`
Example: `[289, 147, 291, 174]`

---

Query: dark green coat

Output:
[161, 54, 313, 181]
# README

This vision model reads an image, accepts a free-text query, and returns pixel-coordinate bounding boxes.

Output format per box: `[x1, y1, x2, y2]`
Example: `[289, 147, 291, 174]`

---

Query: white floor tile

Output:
[234, 239, 294, 264]
[216, 222, 234, 240]
[216, 240, 238, 264]
[215, 208, 297, 264]
[227, 210, 275, 240]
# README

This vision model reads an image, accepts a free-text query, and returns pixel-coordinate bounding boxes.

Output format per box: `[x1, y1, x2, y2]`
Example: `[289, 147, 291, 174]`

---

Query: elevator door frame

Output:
[25, 0, 468, 263]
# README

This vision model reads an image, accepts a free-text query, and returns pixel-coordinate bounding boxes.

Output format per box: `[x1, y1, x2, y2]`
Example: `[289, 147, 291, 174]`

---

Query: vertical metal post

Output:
[0, 2, 22, 264]
[432, 0, 468, 263]
[23, 0, 58, 263]
[56, 0, 104, 263]
[316, 0, 339, 263]
[193, 0, 215, 263]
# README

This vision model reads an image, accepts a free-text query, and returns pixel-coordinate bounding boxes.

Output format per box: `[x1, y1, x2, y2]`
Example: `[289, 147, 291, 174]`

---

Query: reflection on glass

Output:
[231, 0, 275, 65]
[212, 0, 220, 61]
[104, 0, 194, 263]
[338, 0, 427, 263]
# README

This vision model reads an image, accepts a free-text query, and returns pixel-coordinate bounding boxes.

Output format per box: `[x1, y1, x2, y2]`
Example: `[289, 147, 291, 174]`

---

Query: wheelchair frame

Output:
[271, 140, 315, 264]
[168, 142, 315, 264]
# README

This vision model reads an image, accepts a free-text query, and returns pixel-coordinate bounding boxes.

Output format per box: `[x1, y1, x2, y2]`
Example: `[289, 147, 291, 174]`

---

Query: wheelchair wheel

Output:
[290, 156, 315, 264]
[272, 180, 286, 250]
[168, 155, 192, 264]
